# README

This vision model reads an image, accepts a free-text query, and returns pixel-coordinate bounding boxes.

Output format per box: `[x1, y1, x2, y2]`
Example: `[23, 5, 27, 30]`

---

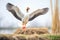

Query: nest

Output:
[0, 34, 50, 40]
[14, 28, 49, 35]
[0, 28, 50, 40]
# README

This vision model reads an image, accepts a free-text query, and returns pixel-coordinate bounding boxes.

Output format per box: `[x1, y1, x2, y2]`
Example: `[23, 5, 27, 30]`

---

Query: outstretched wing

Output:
[6, 3, 24, 21]
[29, 8, 49, 21]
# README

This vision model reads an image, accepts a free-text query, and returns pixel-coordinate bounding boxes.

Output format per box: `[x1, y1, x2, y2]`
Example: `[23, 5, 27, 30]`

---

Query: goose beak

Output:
[26, 7, 30, 13]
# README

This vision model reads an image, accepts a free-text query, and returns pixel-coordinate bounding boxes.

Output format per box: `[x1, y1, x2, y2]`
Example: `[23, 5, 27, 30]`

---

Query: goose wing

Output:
[29, 8, 49, 21]
[6, 3, 24, 21]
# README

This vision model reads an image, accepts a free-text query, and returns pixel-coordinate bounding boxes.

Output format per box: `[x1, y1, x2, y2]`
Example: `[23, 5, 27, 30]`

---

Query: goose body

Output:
[6, 3, 49, 30]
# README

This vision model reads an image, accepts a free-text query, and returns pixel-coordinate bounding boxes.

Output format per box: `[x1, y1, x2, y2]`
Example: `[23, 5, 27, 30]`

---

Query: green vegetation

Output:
[46, 35, 60, 40]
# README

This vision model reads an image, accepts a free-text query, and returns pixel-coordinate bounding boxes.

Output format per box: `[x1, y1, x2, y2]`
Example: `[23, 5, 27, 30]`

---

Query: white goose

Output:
[6, 3, 49, 30]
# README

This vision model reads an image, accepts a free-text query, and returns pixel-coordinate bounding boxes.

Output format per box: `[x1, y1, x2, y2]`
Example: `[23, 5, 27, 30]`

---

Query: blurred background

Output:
[0, 0, 60, 34]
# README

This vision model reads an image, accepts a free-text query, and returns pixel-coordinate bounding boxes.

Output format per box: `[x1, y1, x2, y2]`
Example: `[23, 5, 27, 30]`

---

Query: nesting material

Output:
[14, 28, 49, 35]
[0, 34, 51, 40]
[0, 28, 49, 40]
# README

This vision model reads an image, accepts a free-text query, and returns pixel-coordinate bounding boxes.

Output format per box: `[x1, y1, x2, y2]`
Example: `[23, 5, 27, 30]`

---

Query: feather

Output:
[29, 8, 49, 21]
[6, 3, 49, 26]
[6, 3, 24, 21]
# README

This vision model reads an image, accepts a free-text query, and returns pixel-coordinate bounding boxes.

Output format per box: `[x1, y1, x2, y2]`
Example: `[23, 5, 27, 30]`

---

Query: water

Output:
[0, 29, 16, 34]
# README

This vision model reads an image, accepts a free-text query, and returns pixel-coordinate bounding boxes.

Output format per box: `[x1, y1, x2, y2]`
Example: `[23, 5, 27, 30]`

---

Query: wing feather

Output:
[29, 8, 49, 21]
[6, 3, 24, 21]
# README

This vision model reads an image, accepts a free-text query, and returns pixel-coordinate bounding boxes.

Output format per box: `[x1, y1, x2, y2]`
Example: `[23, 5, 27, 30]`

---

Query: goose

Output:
[6, 3, 49, 30]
